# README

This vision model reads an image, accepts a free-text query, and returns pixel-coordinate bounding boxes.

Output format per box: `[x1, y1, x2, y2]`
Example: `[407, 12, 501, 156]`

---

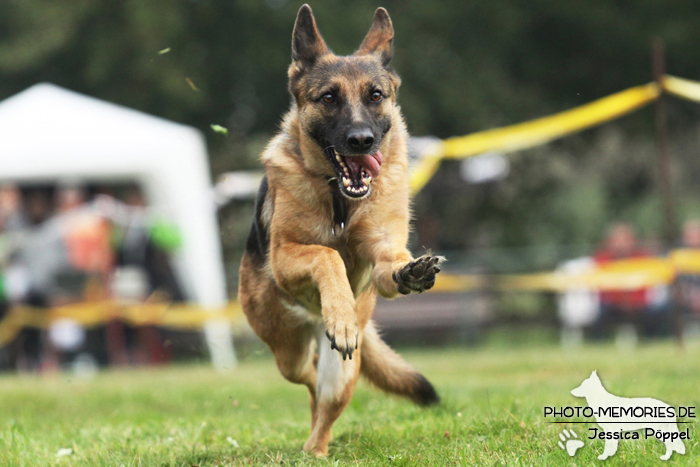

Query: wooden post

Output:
[652, 38, 682, 345]
[652, 39, 675, 244]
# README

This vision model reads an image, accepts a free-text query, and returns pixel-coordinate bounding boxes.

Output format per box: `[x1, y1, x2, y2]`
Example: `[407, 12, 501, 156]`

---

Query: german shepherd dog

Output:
[238, 5, 443, 456]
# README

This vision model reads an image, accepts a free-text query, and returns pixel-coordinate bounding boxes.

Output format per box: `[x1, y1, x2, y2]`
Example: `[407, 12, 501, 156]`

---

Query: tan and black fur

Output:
[238, 5, 443, 457]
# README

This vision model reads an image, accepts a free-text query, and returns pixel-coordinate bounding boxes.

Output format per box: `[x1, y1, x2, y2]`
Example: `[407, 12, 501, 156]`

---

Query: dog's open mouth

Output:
[324, 148, 383, 198]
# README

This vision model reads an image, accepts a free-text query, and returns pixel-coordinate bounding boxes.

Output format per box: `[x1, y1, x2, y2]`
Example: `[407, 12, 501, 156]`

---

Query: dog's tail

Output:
[360, 320, 440, 406]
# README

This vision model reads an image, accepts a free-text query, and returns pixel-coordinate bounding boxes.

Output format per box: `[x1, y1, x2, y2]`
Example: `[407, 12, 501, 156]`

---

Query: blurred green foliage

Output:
[150, 219, 183, 252]
[3, 1, 700, 289]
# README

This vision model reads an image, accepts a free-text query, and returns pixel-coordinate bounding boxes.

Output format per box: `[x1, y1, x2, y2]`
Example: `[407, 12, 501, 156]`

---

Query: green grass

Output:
[1, 342, 699, 466]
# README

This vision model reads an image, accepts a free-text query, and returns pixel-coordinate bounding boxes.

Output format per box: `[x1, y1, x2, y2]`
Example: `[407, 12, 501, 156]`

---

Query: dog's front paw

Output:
[325, 318, 358, 361]
[393, 255, 444, 294]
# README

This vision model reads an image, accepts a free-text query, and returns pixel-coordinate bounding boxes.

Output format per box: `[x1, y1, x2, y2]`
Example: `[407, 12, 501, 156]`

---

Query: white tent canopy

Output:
[0, 83, 235, 368]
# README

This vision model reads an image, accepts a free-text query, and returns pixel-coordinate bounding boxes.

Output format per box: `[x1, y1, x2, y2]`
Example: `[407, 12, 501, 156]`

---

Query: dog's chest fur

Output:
[248, 169, 380, 321]
[292, 201, 375, 316]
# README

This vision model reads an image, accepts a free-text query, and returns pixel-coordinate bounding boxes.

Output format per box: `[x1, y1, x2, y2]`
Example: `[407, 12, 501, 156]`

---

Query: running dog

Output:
[238, 4, 443, 457]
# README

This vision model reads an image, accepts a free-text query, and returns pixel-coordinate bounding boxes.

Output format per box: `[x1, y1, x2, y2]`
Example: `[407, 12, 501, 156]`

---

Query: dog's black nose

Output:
[347, 129, 374, 153]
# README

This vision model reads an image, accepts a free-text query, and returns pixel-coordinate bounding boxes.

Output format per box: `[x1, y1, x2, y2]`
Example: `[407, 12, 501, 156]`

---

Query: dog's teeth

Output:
[336, 155, 342, 162]
[361, 173, 372, 187]
[342, 177, 349, 187]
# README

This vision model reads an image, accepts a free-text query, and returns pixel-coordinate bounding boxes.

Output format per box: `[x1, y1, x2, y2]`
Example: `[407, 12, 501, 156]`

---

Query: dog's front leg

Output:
[372, 247, 444, 299]
[271, 241, 361, 456]
[271, 242, 358, 359]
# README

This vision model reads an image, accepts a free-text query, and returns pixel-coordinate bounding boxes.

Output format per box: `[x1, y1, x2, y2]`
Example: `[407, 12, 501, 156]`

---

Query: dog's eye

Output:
[371, 91, 383, 102]
[321, 93, 335, 104]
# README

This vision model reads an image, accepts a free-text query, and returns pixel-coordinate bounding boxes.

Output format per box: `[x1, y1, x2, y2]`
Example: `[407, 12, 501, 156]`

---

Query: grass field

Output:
[1, 342, 699, 466]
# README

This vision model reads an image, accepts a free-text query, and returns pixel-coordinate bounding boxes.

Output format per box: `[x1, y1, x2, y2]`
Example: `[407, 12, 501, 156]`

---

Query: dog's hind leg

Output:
[240, 254, 321, 428]
[303, 325, 362, 457]
[268, 320, 319, 429]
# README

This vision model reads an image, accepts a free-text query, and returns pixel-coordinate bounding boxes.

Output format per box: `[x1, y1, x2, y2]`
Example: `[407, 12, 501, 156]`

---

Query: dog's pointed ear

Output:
[355, 7, 394, 67]
[291, 4, 329, 68]
[591, 370, 598, 379]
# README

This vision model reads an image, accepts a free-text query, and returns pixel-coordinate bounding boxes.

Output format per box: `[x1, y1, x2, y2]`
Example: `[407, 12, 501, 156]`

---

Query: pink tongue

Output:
[346, 151, 382, 178]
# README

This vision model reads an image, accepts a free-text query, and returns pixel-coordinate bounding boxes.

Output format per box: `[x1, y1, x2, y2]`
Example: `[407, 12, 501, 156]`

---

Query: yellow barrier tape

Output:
[408, 155, 444, 194]
[3, 248, 700, 346]
[434, 249, 700, 293]
[440, 83, 660, 159]
[429, 273, 488, 293]
[499, 257, 676, 292]
[662, 75, 700, 103]
[670, 248, 700, 274]
[409, 82, 661, 194]
[0, 301, 246, 347]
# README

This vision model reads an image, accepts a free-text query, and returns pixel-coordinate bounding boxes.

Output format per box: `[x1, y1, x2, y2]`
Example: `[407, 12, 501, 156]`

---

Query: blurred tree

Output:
[3, 0, 700, 287]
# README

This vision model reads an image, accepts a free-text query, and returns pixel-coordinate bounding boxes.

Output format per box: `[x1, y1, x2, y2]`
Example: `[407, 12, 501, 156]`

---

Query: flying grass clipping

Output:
[210, 124, 228, 136]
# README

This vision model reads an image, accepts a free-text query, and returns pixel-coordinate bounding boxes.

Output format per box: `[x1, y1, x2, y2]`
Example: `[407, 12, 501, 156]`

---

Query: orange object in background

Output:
[65, 216, 113, 275]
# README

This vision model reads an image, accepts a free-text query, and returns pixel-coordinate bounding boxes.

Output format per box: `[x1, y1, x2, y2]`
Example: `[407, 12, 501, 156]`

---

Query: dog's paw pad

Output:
[557, 429, 583, 457]
[393, 255, 445, 294]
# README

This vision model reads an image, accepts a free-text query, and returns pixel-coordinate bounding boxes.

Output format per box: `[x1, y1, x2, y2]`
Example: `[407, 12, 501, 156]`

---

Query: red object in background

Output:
[594, 248, 652, 313]
[594, 223, 654, 314]
[65, 216, 113, 274]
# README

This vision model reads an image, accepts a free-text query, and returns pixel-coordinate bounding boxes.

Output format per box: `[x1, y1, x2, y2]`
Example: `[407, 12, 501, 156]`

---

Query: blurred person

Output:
[677, 220, 700, 326]
[557, 257, 599, 347]
[0, 213, 10, 370]
[0, 186, 26, 309]
[112, 186, 181, 365]
[0, 185, 28, 276]
[0, 188, 54, 372]
[116, 186, 184, 302]
[25, 190, 54, 226]
[57, 186, 84, 213]
[682, 219, 700, 249]
[592, 223, 669, 340]
[58, 186, 113, 277]
[0, 184, 28, 232]
[14, 185, 114, 370]
[55, 185, 117, 367]
[9, 188, 62, 371]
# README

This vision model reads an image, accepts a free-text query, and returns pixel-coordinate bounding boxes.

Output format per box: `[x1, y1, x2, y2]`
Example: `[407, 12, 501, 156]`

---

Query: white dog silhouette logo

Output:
[570, 371, 686, 461]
